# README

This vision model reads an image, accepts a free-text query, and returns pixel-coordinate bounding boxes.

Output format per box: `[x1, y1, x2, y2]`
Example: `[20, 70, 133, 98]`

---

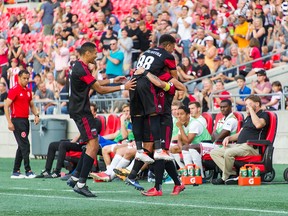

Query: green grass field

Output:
[1, 158, 288, 216]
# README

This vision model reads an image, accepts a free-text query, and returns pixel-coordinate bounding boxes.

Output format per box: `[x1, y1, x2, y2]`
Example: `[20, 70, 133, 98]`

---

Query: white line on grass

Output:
[0, 192, 287, 215]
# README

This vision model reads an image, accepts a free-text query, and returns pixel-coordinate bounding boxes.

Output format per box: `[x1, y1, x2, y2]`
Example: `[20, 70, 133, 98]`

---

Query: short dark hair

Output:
[245, 95, 262, 106]
[178, 105, 190, 114]
[90, 102, 97, 111]
[159, 34, 176, 46]
[220, 99, 232, 106]
[79, 42, 96, 56]
[18, 69, 30, 77]
[223, 55, 232, 61]
[188, 101, 201, 108]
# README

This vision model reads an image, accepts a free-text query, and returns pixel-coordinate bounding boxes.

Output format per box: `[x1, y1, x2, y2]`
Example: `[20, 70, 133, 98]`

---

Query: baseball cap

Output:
[256, 4, 263, 10]
[255, 69, 266, 76]
[197, 54, 205, 59]
[221, 4, 228, 8]
[130, 18, 136, 23]
[203, 14, 210, 19]
[11, 58, 18, 64]
[214, 56, 221, 61]
[205, 35, 214, 41]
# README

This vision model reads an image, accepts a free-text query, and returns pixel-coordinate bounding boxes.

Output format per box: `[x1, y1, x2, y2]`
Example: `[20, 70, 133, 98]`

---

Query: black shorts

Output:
[129, 75, 161, 116]
[71, 113, 99, 143]
[160, 114, 173, 150]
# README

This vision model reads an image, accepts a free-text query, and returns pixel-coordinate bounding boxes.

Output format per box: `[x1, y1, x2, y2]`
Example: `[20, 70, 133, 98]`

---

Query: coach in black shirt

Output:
[210, 95, 270, 185]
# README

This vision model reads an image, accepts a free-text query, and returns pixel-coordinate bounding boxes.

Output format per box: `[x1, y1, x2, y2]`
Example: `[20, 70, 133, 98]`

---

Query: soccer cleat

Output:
[142, 187, 163, 196]
[89, 172, 111, 182]
[11, 171, 26, 179]
[154, 150, 174, 161]
[225, 176, 239, 185]
[73, 184, 96, 197]
[135, 152, 155, 164]
[171, 184, 185, 195]
[113, 168, 130, 177]
[125, 177, 144, 191]
[25, 171, 36, 179]
[67, 176, 78, 188]
[46, 171, 61, 178]
[35, 170, 50, 178]
[61, 174, 72, 181]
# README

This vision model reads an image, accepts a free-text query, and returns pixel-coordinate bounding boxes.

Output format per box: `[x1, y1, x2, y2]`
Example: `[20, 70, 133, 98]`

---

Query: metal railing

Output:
[184, 49, 287, 90]
[209, 92, 287, 113]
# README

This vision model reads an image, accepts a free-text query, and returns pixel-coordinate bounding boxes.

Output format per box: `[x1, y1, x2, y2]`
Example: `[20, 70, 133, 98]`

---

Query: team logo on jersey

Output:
[91, 128, 98, 137]
[159, 92, 164, 97]
[21, 132, 27, 138]
[20, 93, 23, 96]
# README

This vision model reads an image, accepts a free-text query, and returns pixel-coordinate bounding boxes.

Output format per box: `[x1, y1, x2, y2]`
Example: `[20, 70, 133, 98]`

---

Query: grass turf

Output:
[0, 158, 288, 216]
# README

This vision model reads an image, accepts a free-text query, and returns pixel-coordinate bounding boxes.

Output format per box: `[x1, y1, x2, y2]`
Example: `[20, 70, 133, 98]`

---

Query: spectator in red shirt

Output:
[145, 11, 154, 31]
[213, 80, 231, 110]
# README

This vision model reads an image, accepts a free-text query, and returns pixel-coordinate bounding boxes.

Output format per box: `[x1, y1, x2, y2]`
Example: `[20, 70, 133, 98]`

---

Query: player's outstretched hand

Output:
[124, 78, 137, 90]
[114, 76, 127, 84]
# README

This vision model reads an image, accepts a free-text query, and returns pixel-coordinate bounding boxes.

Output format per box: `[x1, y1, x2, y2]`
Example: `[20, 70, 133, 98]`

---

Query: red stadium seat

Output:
[97, 115, 106, 136]
[103, 114, 120, 135]
[202, 112, 213, 134]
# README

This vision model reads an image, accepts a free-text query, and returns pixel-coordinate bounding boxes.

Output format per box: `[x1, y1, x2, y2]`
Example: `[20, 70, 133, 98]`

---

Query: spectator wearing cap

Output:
[204, 35, 217, 71]
[174, 5, 193, 57]
[190, 28, 206, 59]
[118, 28, 133, 75]
[251, 69, 272, 106]
[212, 55, 225, 74]
[27, 41, 47, 75]
[235, 75, 251, 111]
[246, 17, 266, 52]
[231, 14, 249, 49]
[100, 26, 118, 50]
[126, 18, 141, 67]
[241, 37, 264, 77]
[39, 0, 54, 36]
[194, 54, 211, 84]
[102, 38, 124, 79]
[203, 14, 219, 40]
[7, 58, 20, 88]
[254, 4, 265, 24]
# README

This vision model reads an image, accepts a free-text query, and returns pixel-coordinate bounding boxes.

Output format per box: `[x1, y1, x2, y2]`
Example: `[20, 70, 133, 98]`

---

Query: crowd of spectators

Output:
[0, 0, 288, 114]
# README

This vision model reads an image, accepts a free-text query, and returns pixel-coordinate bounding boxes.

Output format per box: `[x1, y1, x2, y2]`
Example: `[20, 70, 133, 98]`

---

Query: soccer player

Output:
[66, 42, 136, 197]
[130, 34, 178, 163]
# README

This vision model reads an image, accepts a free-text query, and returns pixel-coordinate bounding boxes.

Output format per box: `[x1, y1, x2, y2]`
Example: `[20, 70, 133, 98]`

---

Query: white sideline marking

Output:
[0, 192, 287, 215]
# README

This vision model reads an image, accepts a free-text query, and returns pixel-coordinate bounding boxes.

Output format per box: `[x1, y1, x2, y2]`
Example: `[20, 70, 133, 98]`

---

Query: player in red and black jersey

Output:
[4, 70, 40, 179]
[67, 42, 136, 197]
[129, 34, 178, 164]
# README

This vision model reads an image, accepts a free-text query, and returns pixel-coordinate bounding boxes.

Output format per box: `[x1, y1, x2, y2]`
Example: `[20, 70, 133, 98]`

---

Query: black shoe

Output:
[73, 184, 96, 197]
[61, 174, 72, 181]
[212, 178, 225, 185]
[46, 171, 61, 178]
[35, 170, 50, 178]
[67, 177, 78, 188]
[225, 176, 239, 185]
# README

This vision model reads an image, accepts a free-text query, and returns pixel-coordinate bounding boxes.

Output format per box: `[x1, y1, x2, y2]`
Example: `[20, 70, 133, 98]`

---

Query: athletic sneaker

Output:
[67, 176, 78, 188]
[171, 184, 185, 195]
[11, 171, 25, 179]
[154, 150, 173, 161]
[90, 172, 110, 182]
[125, 177, 144, 191]
[113, 168, 130, 181]
[61, 174, 72, 181]
[211, 178, 225, 185]
[225, 176, 239, 185]
[46, 171, 61, 178]
[35, 170, 50, 178]
[25, 171, 36, 179]
[135, 152, 154, 164]
[147, 170, 155, 183]
[73, 184, 96, 197]
[142, 187, 163, 196]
